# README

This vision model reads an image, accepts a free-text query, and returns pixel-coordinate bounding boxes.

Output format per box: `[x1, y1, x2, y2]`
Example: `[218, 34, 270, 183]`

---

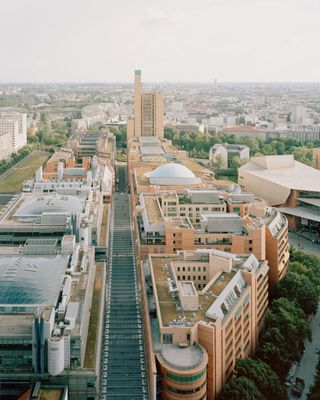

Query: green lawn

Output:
[0, 152, 50, 192]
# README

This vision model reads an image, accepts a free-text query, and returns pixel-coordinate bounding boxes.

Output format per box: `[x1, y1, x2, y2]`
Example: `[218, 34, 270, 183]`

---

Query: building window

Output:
[163, 334, 173, 344]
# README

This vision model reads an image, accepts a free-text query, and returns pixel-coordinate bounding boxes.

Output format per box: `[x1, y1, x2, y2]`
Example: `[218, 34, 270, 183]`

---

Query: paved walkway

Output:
[287, 305, 320, 399]
[287, 233, 320, 399]
[289, 232, 320, 255]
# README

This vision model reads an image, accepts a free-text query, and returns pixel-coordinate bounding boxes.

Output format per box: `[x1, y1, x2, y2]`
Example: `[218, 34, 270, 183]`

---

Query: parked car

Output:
[285, 361, 298, 387]
[292, 377, 305, 397]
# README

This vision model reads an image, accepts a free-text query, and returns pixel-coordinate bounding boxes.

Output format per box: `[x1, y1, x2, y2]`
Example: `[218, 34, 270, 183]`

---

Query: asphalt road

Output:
[115, 164, 128, 193]
[287, 233, 320, 399]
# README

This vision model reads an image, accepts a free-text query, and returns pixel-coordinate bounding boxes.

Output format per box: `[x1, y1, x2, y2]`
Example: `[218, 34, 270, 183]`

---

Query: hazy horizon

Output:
[1, 0, 320, 83]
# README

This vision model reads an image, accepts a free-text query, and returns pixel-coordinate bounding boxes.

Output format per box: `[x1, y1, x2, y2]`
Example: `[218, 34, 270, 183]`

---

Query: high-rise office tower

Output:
[128, 70, 164, 138]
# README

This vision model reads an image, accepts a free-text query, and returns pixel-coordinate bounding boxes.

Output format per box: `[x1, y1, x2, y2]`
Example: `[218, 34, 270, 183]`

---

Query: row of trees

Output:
[218, 358, 287, 400]
[164, 128, 314, 165]
[0, 146, 35, 175]
[218, 249, 320, 399]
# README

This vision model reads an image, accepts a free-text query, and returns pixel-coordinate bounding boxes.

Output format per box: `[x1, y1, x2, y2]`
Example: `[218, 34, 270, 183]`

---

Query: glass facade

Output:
[167, 368, 206, 382]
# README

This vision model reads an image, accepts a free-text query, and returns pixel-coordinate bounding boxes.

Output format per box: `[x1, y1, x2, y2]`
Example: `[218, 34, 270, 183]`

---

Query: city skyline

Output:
[1, 0, 320, 83]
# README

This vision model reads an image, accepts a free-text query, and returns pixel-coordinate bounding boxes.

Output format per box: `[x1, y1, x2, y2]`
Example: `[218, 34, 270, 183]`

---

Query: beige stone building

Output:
[142, 249, 269, 399]
[127, 70, 164, 138]
[135, 189, 288, 287]
[128, 138, 289, 287]
[239, 154, 320, 231]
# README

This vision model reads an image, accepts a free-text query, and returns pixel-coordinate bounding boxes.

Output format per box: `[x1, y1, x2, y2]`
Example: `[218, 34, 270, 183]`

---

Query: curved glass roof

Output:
[149, 163, 196, 179]
[0, 255, 68, 307]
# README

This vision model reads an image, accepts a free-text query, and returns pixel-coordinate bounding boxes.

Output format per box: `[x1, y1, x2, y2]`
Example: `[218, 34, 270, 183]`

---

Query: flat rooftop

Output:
[13, 193, 85, 218]
[181, 282, 195, 296]
[160, 344, 205, 370]
[0, 193, 85, 226]
[0, 314, 34, 336]
[144, 196, 163, 225]
[151, 255, 237, 327]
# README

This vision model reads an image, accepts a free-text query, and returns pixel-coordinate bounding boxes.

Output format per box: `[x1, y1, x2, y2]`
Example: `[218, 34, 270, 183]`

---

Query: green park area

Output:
[0, 151, 49, 192]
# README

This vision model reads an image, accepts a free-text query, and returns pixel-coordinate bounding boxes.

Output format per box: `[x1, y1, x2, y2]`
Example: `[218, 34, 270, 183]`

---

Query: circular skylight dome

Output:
[149, 163, 196, 179]
[148, 163, 201, 186]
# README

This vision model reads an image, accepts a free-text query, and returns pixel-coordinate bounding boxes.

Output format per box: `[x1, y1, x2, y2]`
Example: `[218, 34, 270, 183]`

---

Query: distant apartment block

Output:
[127, 70, 164, 138]
[0, 111, 27, 159]
[209, 144, 250, 169]
[143, 249, 269, 399]
[268, 127, 320, 142]
[69, 129, 115, 162]
[222, 125, 266, 139]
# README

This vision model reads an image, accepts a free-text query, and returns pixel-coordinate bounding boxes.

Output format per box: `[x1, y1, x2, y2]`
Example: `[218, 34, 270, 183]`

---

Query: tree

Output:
[235, 358, 287, 400]
[274, 141, 286, 155]
[290, 250, 320, 284]
[289, 261, 320, 286]
[291, 146, 312, 165]
[230, 155, 248, 170]
[211, 154, 225, 171]
[274, 271, 319, 315]
[264, 298, 311, 361]
[217, 377, 265, 400]
[256, 327, 291, 378]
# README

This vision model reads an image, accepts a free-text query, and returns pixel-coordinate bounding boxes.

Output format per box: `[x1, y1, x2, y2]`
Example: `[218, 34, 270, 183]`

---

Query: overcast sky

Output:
[1, 0, 319, 82]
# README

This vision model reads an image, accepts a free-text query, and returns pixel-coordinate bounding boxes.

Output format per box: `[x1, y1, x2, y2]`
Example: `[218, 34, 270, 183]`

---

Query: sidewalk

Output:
[289, 232, 320, 256]
[287, 303, 320, 399]
[287, 234, 320, 399]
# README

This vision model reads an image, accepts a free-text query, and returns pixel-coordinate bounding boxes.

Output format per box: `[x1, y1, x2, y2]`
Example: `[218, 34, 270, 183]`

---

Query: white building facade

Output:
[0, 111, 27, 159]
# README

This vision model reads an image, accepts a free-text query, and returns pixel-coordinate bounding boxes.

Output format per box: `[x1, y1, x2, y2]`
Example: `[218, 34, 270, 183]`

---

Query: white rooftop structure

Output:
[147, 163, 201, 186]
[13, 194, 85, 220]
[239, 155, 320, 206]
